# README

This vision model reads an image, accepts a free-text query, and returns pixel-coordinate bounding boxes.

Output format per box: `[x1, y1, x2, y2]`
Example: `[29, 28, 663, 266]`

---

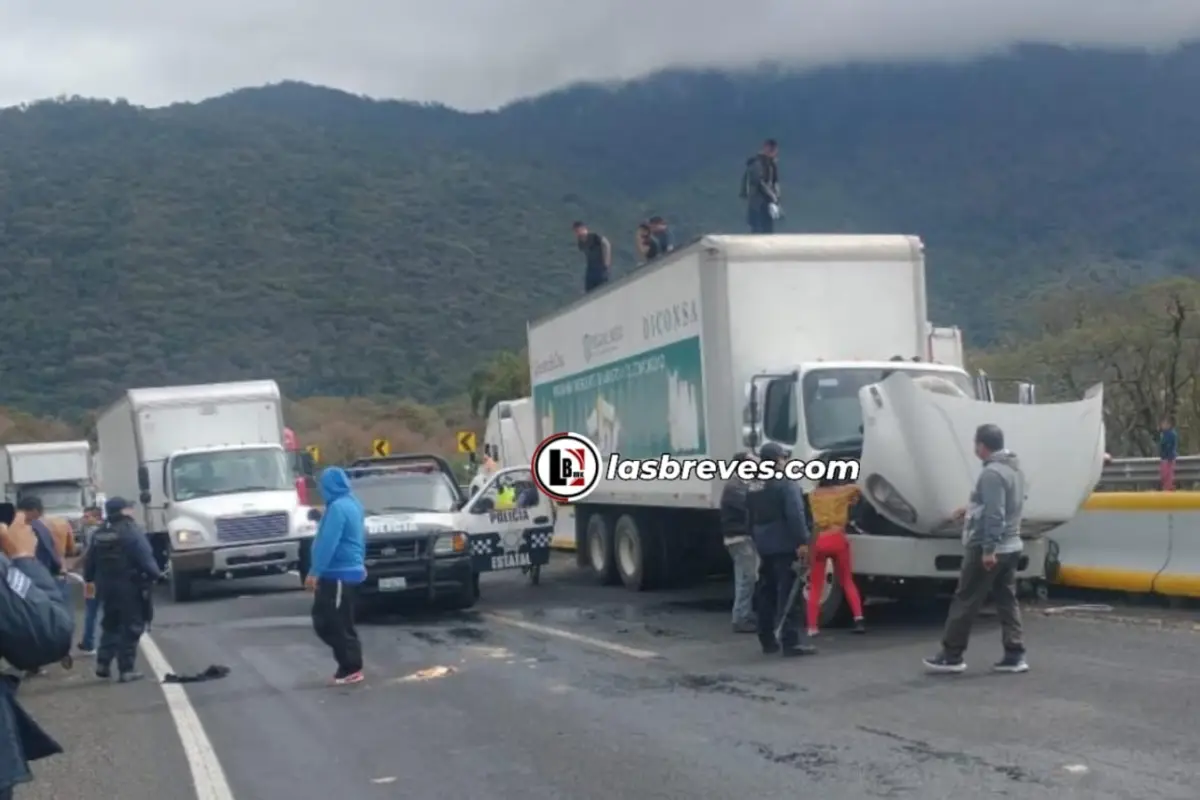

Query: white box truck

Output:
[0, 441, 93, 524]
[96, 380, 317, 602]
[527, 235, 1105, 624]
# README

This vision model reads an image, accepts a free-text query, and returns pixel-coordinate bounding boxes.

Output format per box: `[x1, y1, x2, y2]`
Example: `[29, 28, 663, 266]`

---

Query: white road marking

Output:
[482, 612, 661, 660]
[139, 634, 236, 800]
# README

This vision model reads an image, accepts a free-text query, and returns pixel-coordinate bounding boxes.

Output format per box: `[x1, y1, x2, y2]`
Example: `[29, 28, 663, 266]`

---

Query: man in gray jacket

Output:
[924, 424, 1029, 674]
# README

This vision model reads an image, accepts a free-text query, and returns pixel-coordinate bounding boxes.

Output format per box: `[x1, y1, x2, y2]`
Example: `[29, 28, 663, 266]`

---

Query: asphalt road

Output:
[17, 558, 1200, 800]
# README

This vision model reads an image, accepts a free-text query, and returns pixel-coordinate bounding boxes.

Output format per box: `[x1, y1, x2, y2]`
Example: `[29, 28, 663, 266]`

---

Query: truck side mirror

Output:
[139, 491, 152, 505]
[307, 507, 323, 522]
[467, 450, 478, 465]
[137, 465, 151, 492]
[300, 452, 316, 477]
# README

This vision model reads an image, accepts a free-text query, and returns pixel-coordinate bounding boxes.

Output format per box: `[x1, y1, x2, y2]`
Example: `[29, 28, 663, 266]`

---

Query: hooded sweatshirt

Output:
[963, 450, 1025, 556]
[309, 467, 366, 584]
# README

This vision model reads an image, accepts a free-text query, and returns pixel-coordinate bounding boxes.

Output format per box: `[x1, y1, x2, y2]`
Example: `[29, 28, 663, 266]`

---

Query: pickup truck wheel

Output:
[169, 569, 194, 603]
[614, 513, 655, 591]
[446, 576, 479, 610]
[586, 513, 619, 585]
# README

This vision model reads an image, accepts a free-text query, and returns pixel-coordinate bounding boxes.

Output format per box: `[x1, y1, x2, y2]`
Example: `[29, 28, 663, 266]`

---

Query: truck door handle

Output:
[534, 516, 550, 524]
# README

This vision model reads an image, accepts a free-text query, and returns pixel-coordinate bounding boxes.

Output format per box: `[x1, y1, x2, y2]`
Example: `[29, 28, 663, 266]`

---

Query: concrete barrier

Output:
[1051, 492, 1200, 598]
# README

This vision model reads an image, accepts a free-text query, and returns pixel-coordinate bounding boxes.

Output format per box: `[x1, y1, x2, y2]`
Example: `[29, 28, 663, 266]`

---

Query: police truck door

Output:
[464, 466, 554, 574]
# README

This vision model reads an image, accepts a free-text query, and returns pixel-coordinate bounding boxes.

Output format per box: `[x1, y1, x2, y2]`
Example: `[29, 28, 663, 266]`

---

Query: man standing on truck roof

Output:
[739, 139, 780, 234]
[747, 442, 816, 657]
[924, 424, 1029, 675]
[647, 216, 674, 257]
[573, 221, 611, 292]
[305, 467, 367, 686]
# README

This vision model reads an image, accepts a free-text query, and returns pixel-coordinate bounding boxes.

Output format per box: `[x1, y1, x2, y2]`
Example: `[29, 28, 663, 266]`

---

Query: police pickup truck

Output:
[306, 455, 555, 606]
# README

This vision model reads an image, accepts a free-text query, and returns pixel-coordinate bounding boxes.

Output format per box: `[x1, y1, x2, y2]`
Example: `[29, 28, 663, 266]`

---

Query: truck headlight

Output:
[434, 533, 468, 555]
[174, 529, 204, 544]
[864, 474, 918, 525]
[295, 521, 317, 537]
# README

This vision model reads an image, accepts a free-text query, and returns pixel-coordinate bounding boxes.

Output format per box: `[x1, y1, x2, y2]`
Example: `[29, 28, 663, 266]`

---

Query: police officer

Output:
[748, 442, 817, 657]
[0, 505, 73, 800]
[83, 497, 163, 682]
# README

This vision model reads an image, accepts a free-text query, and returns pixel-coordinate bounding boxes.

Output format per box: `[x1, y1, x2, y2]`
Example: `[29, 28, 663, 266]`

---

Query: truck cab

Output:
[0, 441, 94, 529]
[747, 359, 1105, 623]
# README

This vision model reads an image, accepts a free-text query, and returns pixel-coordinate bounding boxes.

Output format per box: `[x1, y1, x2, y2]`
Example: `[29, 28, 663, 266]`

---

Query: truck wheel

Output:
[170, 569, 194, 603]
[585, 513, 619, 585]
[614, 513, 655, 591]
[804, 560, 852, 628]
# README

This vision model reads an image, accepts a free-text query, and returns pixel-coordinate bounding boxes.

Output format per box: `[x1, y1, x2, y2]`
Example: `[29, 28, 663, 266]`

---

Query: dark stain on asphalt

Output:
[858, 726, 1040, 784]
[595, 671, 801, 705]
[446, 626, 487, 642]
[750, 741, 839, 779]
[408, 630, 445, 645]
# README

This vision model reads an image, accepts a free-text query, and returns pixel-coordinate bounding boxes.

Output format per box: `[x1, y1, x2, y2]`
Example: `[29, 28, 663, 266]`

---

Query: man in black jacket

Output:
[748, 442, 816, 657]
[83, 497, 163, 683]
[720, 453, 758, 633]
[739, 139, 781, 234]
[0, 506, 73, 800]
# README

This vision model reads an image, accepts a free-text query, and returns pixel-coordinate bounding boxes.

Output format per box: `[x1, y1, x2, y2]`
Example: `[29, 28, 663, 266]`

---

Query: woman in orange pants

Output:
[806, 477, 866, 636]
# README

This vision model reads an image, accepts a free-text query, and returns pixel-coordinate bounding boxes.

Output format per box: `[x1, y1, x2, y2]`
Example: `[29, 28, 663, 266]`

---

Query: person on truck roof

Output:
[739, 139, 780, 234]
[306, 467, 366, 686]
[573, 221, 611, 292]
[648, 216, 674, 256]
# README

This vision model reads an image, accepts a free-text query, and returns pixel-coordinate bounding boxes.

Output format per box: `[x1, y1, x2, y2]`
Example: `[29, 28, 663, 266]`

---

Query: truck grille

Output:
[215, 512, 290, 543]
[365, 538, 424, 564]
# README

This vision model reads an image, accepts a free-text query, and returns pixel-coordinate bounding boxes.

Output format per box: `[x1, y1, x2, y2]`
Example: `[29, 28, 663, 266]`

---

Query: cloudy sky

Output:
[1, 0, 1198, 111]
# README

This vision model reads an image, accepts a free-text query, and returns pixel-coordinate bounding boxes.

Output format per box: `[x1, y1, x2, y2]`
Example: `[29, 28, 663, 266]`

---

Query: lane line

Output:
[139, 634, 237, 800]
[482, 612, 661, 660]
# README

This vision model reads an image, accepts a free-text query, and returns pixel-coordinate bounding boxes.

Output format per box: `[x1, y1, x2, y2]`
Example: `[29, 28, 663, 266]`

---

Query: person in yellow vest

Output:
[494, 483, 517, 511]
[805, 473, 866, 637]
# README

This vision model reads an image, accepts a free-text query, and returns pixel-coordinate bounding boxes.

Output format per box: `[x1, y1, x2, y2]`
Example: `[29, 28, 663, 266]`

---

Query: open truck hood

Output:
[857, 373, 1105, 537]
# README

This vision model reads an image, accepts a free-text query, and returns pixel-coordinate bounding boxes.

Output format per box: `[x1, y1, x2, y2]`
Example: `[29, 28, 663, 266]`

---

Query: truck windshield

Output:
[801, 367, 974, 450]
[171, 448, 291, 501]
[17, 484, 85, 515]
[348, 473, 459, 515]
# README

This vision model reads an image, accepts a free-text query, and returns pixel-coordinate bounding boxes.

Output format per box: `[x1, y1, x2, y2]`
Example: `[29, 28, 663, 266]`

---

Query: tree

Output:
[467, 350, 530, 417]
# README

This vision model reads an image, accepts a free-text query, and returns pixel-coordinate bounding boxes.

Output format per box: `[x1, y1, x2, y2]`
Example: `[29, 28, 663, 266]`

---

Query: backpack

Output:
[738, 158, 755, 199]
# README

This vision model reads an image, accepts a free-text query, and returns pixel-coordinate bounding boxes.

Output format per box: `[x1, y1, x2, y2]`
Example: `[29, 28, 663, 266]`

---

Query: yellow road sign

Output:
[372, 438, 390, 457]
[456, 430, 477, 454]
[305, 445, 320, 463]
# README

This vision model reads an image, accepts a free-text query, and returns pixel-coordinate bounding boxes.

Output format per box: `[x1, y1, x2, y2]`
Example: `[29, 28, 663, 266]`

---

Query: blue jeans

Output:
[726, 538, 759, 624]
[81, 595, 101, 650]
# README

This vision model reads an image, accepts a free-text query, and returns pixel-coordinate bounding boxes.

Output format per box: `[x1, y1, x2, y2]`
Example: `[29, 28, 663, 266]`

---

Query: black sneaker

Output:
[851, 619, 867, 634]
[760, 640, 780, 655]
[95, 666, 112, 679]
[922, 652, 967, 673]
[118, 671, 145, 683]
[992, 653, 1029, 674]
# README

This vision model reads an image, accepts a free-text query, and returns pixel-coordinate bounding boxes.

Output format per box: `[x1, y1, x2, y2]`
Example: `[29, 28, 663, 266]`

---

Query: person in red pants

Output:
[806, 477, 866, 636]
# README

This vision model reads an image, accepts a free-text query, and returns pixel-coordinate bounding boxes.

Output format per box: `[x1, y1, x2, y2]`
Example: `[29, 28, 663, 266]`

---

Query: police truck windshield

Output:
[802, 367, 974, 451]
[171, 448, 292, 501]
[349, 472, 459, 515]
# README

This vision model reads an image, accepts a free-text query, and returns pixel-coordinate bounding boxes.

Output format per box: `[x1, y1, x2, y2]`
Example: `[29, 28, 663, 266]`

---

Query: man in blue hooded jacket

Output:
[306, 467, 367, 684]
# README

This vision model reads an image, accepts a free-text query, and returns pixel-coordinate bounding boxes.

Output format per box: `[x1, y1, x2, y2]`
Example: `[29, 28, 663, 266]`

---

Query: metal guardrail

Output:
[1098, 456, 1200, 491]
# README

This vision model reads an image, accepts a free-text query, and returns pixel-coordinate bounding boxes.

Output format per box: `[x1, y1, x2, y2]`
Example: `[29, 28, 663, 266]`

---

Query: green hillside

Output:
[2, 43, 1199, 416]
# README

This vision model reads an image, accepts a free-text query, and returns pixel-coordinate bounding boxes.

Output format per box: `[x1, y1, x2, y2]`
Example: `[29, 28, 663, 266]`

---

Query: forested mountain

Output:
[2, 43, 1199, 417]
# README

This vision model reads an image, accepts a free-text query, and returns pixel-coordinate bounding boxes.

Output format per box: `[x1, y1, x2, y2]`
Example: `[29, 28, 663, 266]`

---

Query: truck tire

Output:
[804, 560, 852, 628]
[169, 569, 194, 603]
[446, 575, 479, 610]
[585, 512, 619, 585]
[614, 513, 655, 591]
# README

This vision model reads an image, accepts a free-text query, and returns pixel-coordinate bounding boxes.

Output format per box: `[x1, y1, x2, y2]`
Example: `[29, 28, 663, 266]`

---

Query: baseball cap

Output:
[759, 442, 791, 461]
[104, 496, 133, 517]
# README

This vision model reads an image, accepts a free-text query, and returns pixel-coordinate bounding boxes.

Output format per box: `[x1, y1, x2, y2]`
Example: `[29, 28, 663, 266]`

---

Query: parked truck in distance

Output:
[527, 234, 1105, 625]
[0, 441, 93, 526]
[96, 380, 317, 602]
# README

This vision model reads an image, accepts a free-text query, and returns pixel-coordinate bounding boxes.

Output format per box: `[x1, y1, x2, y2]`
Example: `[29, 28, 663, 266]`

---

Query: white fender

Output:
[858, 373, 1105, 537]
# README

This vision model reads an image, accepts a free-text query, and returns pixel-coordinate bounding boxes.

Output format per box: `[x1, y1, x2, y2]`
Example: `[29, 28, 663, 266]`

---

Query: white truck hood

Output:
[858, 373, 1105, 536]
[363, 511, 459, 536]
